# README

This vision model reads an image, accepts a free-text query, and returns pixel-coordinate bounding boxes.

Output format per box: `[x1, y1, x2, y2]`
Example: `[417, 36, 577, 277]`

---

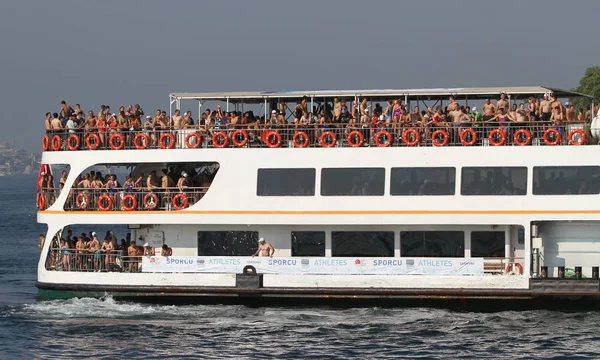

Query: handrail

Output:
[62, 187, 208, 211]
[41, 122, 593, 150]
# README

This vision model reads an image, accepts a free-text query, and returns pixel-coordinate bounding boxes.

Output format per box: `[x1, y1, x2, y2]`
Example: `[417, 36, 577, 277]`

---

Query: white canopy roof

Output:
[170, 86, 590, 103]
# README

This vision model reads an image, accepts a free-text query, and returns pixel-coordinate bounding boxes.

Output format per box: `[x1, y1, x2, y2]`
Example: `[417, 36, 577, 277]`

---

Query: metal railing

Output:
[37, 190, 60, 210]
[483, 257, 526, 275]
[46, 248, 124, 272]
[62, 187, 208, 211]
[41, 122, 593, 151]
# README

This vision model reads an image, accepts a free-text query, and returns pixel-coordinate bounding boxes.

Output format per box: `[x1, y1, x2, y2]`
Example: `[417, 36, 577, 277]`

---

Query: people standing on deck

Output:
[482, 99, 497, 123]
[252, 238, 275, 258]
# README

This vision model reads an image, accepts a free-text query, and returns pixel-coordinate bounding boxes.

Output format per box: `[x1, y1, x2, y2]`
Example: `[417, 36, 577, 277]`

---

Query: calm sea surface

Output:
[1, 176, 600, 359]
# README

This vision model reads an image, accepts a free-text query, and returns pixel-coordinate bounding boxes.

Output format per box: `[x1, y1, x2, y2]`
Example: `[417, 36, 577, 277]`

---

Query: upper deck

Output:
[42, 86, 595, 152]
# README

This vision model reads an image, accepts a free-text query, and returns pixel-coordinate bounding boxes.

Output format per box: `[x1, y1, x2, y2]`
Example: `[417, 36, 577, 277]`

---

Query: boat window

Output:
[517, 225, 524, 244]
[257, 168, 315, 196]
[400, 231, 464, 257]
[461, 167, 527, 195]
[331, 231, 394, 257]
[321, 168, 385, 196]
[291, 231, 326, 256]
[390, 167, 455, 196]
[197, 231, 258, 256]
[532, 166, 600, 195]
[471, 231, 505, 257]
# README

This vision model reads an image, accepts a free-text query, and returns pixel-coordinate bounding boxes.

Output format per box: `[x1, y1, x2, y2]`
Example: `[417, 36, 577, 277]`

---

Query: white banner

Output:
[142, 256, 484, 275]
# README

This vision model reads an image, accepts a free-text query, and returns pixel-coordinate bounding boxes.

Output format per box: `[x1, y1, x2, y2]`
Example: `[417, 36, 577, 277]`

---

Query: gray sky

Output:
[1, 0, 599, 151]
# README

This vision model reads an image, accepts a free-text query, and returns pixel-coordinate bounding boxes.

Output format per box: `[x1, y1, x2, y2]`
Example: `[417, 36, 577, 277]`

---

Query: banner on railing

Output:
[141, 256, 484, 275]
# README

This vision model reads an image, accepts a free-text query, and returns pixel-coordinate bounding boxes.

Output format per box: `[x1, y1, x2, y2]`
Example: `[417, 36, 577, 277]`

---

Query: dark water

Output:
[1, 177, 599, 359]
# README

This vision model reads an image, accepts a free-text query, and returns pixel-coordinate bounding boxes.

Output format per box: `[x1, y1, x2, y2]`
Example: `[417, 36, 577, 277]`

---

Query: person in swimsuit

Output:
[252, 238, 275, 258]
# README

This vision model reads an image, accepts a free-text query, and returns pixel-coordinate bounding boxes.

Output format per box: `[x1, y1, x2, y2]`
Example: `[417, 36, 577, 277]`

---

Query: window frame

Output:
[256, 168, 316, 196]
[390, 167, 456, 196]
[532, 166, 600, 195]
[460, 166, 528, 196]
[321, 167, 386, 196]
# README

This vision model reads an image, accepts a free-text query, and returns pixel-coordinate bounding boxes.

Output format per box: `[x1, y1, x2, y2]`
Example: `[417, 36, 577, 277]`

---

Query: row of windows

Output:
[257, 166, 600, 196]
[197, 231, 506, 258]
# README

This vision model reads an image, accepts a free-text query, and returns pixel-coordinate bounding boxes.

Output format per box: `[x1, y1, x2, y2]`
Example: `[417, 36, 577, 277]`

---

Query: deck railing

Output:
[46, 248, 125, 272]
[60, 187, 208, 211]
[41, 122, 592, 151]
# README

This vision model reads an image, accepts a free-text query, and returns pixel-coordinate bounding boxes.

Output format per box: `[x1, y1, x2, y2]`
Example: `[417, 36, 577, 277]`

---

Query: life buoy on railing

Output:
[134, 133, 149, 149]
[266, 131, 282, 148]
[159, 133, 176, 149]
[347, 130, 364, 147]
[293, 131, 310, 148]
[121, 194, 137, 211]
[431, 129, 449, 147]
[42, 135, 50, 151]
[402, 128, 420, 146]
[231, 130, 248, 147]
[75, 192, 89, 210]
[505, 263, 524, 275]
[543, 128, 560, 146]
[86, 133, 101, 150]
[513, 129, 532, 146]
[51, 135, 62, 151]
[97, 194, 113, 211]
[459, 128, 477, 146]
[375, 130, 392, 147]
[172, 193, 189, 210]
[67, 134, 80, 151]
[185, 132, 202, 149]
[109, 133, 125, 150]
[488, 128, 506, 146]
[319, 131, 337, 147]
[144, 192, 158, 210]
[37, 193, 45, 210]
[212, 132, 228, 148]
[568, 129, 586, 146]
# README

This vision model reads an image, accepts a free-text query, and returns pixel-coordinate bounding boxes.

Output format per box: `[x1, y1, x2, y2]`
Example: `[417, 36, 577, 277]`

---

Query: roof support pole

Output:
[226, 97, 230, 112]
[404, 94, 408, 109]
[465, 95, 468, 108]
[310, 96, 314, 116]
[264, 97, 268, 121]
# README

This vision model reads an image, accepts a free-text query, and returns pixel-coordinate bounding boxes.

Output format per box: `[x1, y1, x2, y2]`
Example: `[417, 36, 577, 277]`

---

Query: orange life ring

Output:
[159, 132, 176, 149]
[86, 133, 101, 150]
[37, 193, 46, 210]
[488, 128, 506, 146]
[121, 194, 137, 211]
[109, 133, 125, 150]
[568, 129, 586, 145]
[319, 131, 336, 147]
[75, 192, 89, 210]
[185, 132, 202, 149]
[347, 130, 364, 147]
[144, 192, 158, 210]
[172, 193, 189, 210]
[402, 128, 420, 146]
[134, 133, 149, 149]
[375, 131, 392, 147]
[67, 134, 80, 151]
[459, 128, 477, 146]
[293, 131, 310, 148]
[513, 129, 532, 146]
[505, 263, 524, 275]
[212, 132, 228, 148]
[42, 135, 50, 151]
[431, 129, 449, 147]
[51, 135, 62, 151]
[543, 128, 560, 145]
[98, 194, 113, 211]
[266, 131, 282, 148]
[231, 130, 248, 147]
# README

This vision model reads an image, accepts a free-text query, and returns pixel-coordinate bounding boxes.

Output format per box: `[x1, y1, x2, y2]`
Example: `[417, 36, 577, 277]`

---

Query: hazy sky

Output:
[1, 0, 599, 151]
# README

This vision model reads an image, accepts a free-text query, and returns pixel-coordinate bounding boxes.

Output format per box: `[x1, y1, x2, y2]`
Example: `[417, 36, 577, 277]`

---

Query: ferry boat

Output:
[35, 86, 600, 306]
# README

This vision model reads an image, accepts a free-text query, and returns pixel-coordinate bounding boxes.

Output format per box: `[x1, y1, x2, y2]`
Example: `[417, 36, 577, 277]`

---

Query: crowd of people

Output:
[41, 230, 173, 273]
[43, 94, 598, 149]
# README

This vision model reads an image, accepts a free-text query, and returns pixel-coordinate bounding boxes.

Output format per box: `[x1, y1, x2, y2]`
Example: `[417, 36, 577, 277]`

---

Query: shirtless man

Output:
[482, 99, 497, 122]
[101, 236, 114, 270]
[127, 241, 138, 272]
[540, 94, 552, 121]
[87, 232, 101, 271]
[399, 107, 412, 127]
[172, 109, 183, 129]
[143, 243, 155, 256]
[147, 170, 160, 190]
[565, 102, 576, 122]
[411, 106, 423, 125]
[38, 234, 46, 249]
[161, 244, 173, 256]
[550, 94, 563, 115]
[252, 238, 275, 258]
[333, 97, 342, 122]
[447, 96, 458, 112]
[497, 93, 510, 111]
[50, 113, 63, 130]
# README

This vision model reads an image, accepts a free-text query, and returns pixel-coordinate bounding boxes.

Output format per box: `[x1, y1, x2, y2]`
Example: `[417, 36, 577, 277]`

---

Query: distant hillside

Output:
[0, 143, 39, 176]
